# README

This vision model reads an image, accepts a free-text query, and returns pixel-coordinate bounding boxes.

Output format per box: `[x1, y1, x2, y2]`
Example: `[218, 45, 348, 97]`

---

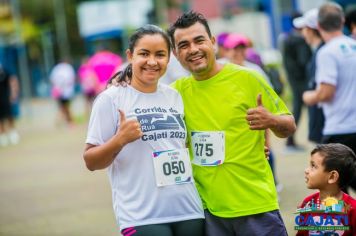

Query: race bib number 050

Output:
[152, 148, 193, 187]
[191, 131, 225, 166]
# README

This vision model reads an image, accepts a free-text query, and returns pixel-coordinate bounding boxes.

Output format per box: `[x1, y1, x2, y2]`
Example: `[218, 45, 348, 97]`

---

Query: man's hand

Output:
[246, 94, 296, 138]
[246, 94, 275, 130]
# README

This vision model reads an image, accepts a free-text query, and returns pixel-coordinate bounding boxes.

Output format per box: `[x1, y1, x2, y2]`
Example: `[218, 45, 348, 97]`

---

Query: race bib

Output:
[191, 131, 225, 166]
[152, 148, 193, 187]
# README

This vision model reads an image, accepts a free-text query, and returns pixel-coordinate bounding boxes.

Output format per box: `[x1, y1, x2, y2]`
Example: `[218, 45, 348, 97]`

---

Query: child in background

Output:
[296, 143, 356, 236]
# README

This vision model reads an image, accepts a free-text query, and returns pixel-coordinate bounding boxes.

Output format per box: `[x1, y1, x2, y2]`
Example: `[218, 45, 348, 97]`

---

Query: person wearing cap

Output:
[216, 32, 230, 64]
[280, 12, 312, 152]
[303, 2, 356, 193]
[223, 33, 272, 85]
[293, 8, 325, 144]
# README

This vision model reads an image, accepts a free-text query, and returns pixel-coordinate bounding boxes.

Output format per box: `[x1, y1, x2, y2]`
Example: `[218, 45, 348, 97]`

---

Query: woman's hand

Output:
[114, 110, 143, 146]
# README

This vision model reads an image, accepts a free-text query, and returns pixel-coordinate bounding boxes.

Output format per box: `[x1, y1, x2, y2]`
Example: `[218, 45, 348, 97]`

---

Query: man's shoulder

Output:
[219, 63, 257, 79]
[320, 36, 353, 53]
[170, 75, 193, 91]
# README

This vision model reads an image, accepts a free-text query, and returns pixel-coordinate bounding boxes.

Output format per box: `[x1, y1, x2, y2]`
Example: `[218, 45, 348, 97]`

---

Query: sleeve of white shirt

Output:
[86, 93, 118, 146]
[315, 49, 338, 86]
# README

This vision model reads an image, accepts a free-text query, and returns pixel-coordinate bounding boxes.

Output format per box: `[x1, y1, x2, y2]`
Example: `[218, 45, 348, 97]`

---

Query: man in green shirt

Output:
[168, 11, 296, 235]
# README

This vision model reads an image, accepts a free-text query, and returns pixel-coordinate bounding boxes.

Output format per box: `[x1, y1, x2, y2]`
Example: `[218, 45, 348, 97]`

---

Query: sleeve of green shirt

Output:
[246, 70, 291, 116]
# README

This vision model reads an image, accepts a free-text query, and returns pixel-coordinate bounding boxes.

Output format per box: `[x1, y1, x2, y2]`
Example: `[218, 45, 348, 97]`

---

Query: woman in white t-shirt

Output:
[83, 25, 204, 236]
[50, 61, 76, 125]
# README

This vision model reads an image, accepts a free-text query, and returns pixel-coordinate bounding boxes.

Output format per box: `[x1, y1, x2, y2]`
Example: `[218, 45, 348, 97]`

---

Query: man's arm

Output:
[303, 83, 336, 106]
[246, 94, 296, 138]
[268, 114, 296, 138]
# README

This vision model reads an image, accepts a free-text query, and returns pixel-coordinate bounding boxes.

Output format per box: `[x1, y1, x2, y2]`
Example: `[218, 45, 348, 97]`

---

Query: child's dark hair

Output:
[311, 143, 356, 188]
[168, 11, 212, 48]
[108, 24, 171, 86]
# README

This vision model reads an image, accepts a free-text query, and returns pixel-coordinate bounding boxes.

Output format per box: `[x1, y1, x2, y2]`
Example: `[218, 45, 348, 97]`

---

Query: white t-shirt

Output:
[50, 62, 76, 99]
[86, 84, 204, 230]
[315, 35, 356, 135]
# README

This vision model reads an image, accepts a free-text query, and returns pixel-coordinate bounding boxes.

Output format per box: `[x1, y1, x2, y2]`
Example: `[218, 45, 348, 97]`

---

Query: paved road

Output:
[0, 97, 354, 235]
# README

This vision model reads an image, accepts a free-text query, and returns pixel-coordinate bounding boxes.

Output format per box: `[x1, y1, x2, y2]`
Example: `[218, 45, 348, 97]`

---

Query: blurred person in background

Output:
[50, 59, 76, 126]
[245, 41, 285, 97]
[245, 42, 264, 68]
[280, 12, 312, 152]
[215, 32, 230, 64]
[345, 8, 356, 39]
[0, 63, 20, 146]
[87, 46, 122, 94]
[84, 25, 204, 236]
[78, 57, 99, 117]
[293, 8, 325, 144]
[8, 73, 20, 144]
[303, 2, 356, 193]
[223, 33, 272, 86]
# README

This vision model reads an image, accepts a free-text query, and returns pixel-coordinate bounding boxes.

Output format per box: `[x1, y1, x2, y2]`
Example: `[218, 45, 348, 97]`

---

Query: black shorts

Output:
[0, 101, 12, 120]
[204, 209, 287, 236]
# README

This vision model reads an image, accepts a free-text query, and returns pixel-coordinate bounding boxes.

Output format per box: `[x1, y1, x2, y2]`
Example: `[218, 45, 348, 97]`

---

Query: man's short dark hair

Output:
[311, 143, 356, 188]
[318, 2, 344, 32]
[167, 11, 212, 48]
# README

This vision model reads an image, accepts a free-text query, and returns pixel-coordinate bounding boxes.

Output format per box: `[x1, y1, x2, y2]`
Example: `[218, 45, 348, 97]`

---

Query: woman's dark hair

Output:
[311, 143, 356, 188]
[108, 24, 171, 86]
[168, 11, 212, 48]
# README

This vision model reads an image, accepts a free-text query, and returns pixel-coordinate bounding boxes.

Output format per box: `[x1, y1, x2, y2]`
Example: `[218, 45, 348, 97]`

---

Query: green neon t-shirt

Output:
[172, 63, 291, 217]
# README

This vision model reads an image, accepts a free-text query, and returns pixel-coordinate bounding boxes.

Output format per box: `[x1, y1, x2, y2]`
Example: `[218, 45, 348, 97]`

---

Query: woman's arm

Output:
[83, 110, 143, 171]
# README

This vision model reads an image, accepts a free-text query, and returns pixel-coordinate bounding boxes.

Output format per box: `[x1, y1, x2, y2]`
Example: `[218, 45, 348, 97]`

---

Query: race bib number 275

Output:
[191, 131, 225, 166]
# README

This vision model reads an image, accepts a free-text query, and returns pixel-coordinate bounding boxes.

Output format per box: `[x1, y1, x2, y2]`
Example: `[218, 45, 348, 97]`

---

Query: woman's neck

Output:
[130, 78, 157, 93]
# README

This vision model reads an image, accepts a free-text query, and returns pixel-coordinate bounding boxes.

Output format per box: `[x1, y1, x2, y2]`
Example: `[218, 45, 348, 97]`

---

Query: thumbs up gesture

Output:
[115, 110, 143, 146]
[246, 94, 274, 130]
